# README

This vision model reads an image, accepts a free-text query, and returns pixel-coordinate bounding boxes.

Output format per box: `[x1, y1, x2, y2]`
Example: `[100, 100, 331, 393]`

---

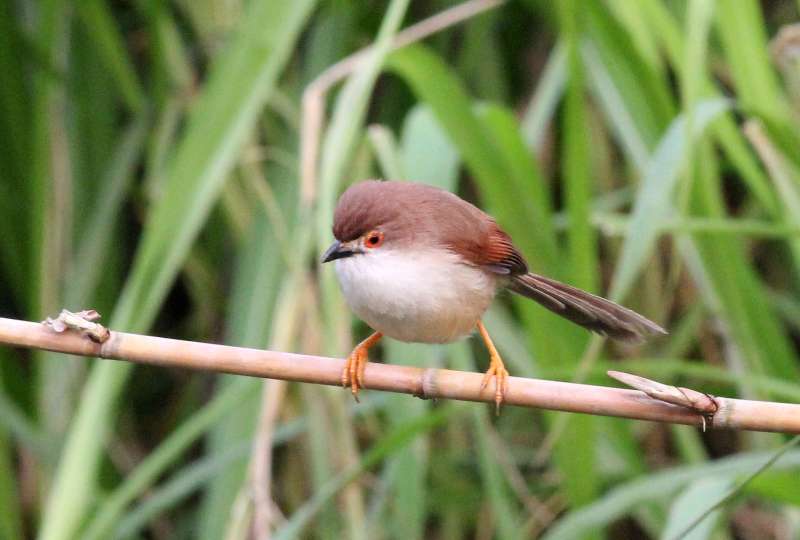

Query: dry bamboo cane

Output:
[1, 314, 799, 434]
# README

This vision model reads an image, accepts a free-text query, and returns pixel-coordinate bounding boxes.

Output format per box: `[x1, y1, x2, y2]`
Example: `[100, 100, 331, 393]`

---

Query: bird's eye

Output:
[364, 230, 384, 248]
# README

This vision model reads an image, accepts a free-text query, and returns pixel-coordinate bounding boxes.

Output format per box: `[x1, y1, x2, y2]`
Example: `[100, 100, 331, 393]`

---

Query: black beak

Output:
[321, 240, 356, 263]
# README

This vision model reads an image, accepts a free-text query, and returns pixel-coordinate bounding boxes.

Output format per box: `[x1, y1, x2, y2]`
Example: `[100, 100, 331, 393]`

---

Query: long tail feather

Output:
[508, 273, 666, 343]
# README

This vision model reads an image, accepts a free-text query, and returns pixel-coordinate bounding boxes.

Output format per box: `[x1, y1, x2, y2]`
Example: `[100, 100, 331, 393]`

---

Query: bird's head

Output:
[320, 179, 502, 268]
[321, 180, 413, 264]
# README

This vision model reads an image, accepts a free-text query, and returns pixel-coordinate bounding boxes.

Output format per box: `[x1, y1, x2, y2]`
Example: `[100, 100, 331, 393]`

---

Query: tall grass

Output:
[1, 1, 799, 538]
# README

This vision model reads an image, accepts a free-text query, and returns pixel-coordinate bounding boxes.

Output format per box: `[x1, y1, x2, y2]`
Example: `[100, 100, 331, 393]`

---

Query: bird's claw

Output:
[341, 347, 368, 402]
[481, 356, 509, 415]
[341, 332, 382, 403]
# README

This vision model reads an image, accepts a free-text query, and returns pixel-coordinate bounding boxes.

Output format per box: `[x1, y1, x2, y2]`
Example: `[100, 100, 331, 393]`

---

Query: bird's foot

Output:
[476, 320, 509, 414]
[480, 354, 509, 415]
[341, 347, 368, 401]
[341, 331, 382, 402]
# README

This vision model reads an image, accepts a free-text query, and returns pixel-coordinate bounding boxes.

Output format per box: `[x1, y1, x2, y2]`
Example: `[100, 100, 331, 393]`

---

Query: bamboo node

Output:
[416, 368, 439, 401]
[42, 309, 110, 344]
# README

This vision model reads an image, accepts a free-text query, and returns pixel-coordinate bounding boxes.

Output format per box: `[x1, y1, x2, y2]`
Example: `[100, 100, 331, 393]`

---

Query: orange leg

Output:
[476, 321, 509, 414]
[342, 331, 383, 401]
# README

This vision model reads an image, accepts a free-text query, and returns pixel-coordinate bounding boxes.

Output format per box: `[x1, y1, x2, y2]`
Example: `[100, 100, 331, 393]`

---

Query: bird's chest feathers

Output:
[334, 248, 497, 343]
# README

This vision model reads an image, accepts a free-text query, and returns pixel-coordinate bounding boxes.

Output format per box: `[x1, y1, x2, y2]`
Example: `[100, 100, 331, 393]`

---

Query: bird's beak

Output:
[321, 240, 356, 263]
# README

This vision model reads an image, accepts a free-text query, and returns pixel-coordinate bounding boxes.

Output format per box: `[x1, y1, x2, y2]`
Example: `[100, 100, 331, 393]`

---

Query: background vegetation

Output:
[2, 0, 800, 538]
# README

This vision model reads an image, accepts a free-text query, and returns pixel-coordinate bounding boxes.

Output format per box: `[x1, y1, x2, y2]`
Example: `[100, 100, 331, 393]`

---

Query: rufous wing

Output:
[479, 223, 528, 276]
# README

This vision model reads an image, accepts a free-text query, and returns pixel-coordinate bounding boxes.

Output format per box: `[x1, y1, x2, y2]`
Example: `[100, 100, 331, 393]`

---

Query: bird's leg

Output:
[476, 321, 509, 414]
[342, 331, 383, 401]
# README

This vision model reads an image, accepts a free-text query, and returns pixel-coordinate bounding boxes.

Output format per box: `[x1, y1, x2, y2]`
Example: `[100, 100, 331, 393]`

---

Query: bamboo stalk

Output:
[1, 315, 799, 434]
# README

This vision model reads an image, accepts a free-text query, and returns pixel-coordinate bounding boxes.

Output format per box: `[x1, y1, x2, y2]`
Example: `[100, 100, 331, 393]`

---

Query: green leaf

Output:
[559, 0, 598, 291]
[310, 3, 411, 538]
[75, 0, 145, 112]
[274, 407, 455, 540]
[198, 174, 297, 540]
[400, 105, 459, 189]
[662, 477, 733, 540]
[39, 3, 316, 538]
[367, 124, 405, 179]
[542, 448, 800, 540]
[714, 0, 791, 122]
[684, 144, 800, 383]
[81, 379, 260, 540]
[114, 443, 250, 540]
[521, 42, 566, 151]
[0, 433, 21, 540]
[608, 98, 730, 302]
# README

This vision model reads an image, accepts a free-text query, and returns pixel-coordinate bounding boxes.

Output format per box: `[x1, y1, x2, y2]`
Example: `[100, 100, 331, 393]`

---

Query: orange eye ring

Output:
[364, 230, 384, 249]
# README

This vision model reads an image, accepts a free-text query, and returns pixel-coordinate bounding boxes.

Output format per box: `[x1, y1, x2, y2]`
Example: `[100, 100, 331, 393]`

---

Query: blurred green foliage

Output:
[1, 0, 800, 538]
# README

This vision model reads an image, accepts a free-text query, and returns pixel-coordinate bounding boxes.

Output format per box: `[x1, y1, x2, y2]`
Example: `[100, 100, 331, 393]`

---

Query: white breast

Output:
[334, 248, 497, 343]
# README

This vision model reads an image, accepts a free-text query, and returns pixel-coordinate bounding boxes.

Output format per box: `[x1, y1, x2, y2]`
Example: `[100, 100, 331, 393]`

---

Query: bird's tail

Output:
[508, 273, 666, 343]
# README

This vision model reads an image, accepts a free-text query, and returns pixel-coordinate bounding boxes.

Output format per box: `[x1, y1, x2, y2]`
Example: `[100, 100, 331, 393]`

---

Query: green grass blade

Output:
[451, 343, 524, 540]
[75, 0, 145, 112]
[116, 402, 390, 540]
[400, 105, 460, 187]
[559, 0, 598, 291]
[582, 43, 650, 170]
[114, 442, 250, 539]
[314, 0, 411, 352]
[81, 379, 260, 540]
[39, 3, 316, 538]
[28, 0, 69, 321]
[367, 124, 405, 179]
[682, 153, 800, 385]
[714, 0, 791, 121]
[311, 4, 411, 537]
[582, 1, 674, 150]
[198, 173, 297, 540]
[0, 1, 31, 302]
[608, 98, 730, 302]
[274, 407, 455, 540]
[677, 0, 714, 217]
[521, 42, 566, 151]
[0, 433, 21, 540]
[65, 113, 149, 306]
[746, 470, 800, 506]
[542, 448, 800, 540]
[0, 369, 51, 458]
[635, 0, 779, 214]
[668, 437, 800, 540]
[662, 477, 733, 540]
[744, 120, 800, 282]
[314, 0, 411, 249]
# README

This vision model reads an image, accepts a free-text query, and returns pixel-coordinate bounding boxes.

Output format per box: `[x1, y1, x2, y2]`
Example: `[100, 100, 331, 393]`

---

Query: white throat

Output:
[334, 247, 497, 343]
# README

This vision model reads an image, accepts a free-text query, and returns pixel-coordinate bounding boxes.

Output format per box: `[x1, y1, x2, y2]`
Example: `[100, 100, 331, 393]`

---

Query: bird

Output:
[321, 180, 666, 410]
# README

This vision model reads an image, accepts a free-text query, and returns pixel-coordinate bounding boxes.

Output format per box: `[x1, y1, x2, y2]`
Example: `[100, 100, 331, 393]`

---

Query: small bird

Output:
[322, 180, 665, 409]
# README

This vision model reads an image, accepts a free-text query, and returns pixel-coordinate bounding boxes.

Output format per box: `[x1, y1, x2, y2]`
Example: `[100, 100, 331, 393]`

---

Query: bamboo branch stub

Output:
[607, 370, 719, 432]
[41, 309, 110, 344]
[0, 316, 799, 434]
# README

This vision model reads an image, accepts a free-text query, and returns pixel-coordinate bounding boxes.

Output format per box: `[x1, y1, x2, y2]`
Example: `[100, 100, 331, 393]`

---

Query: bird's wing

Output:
[479, 224, 529, 275]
